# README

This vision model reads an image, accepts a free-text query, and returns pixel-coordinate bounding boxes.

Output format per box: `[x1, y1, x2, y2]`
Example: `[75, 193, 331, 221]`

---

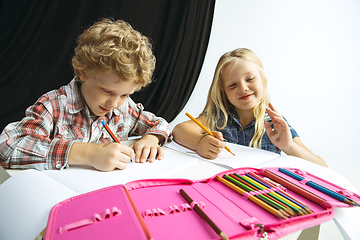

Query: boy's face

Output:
[79, 70, 138, 117]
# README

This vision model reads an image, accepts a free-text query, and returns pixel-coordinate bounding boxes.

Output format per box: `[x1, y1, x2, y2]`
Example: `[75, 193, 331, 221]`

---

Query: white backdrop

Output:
[170, 0, 360, 191]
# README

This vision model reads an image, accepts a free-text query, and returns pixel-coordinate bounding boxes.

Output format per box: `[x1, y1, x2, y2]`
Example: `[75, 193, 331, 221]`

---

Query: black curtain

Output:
[0, 0, 215, 131]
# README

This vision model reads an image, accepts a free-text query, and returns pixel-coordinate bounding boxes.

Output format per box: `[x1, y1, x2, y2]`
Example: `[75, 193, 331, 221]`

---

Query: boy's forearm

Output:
[67, 142, 92, 166]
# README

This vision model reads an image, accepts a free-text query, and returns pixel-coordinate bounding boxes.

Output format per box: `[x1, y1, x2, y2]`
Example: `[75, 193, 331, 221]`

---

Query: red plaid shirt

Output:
[0, 79, 170, 170]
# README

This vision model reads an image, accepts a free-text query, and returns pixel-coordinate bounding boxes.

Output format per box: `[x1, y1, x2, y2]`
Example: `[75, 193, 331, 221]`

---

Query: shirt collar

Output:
[65, 78, 86, 115]
[229, 107, 272, 127]
[228, 107, 256, 129]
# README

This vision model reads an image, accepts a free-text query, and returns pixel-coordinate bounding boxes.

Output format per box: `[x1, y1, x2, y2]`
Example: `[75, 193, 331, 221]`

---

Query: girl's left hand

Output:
[264, 103, 294, 151]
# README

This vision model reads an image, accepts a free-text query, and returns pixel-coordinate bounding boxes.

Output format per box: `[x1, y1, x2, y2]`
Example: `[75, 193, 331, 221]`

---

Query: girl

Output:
[172, 48, 327, 167]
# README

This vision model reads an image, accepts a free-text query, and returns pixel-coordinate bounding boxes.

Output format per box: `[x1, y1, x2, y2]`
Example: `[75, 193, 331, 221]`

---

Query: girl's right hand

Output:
[196, 131, 226, 159]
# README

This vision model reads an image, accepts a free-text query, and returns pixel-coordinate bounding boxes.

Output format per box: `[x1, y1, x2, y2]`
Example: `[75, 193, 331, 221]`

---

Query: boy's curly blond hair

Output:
[72, 18, 155, 90]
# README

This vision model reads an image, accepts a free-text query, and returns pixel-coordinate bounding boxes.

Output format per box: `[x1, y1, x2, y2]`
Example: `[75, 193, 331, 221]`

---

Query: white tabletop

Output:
[0, 142, 358, 240]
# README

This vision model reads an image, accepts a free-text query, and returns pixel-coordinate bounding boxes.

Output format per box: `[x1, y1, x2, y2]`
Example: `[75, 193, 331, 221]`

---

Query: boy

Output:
[0, 18, 171, 171]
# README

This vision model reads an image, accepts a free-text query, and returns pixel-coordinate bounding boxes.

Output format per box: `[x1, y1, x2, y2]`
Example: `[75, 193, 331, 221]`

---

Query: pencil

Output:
[102, 121, 120, 143]
[123, 186, 153, 240]
[179, 189, 229, 240]
[247, 172, 313, 213]
[279, 168, 358, 206]
[263, 169, 328, 208]
[216, 176, 287, 219]
[185, 112, 235, 156]
[227, 174, 300, 216]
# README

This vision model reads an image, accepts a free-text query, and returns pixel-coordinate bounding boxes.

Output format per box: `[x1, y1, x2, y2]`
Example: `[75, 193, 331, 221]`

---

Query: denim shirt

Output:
[216, 108, 299, 154]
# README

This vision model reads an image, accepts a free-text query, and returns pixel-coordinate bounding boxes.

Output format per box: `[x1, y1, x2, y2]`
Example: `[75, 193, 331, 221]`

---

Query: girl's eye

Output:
[121, 95, 129, 99]
[247, 77, 255, 81]
[103, 89, 111, 94]
[228, 83, 236, 89]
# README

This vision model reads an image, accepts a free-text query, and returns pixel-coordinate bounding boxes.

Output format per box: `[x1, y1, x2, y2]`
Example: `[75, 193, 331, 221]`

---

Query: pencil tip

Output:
[219, 231, 229, 240]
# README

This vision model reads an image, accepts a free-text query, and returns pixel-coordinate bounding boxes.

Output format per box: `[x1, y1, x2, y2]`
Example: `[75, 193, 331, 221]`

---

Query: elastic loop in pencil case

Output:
[239, 217, 259, 230]
[336, 189, 355, 198]
[59, 207, 121, 233]
[299, 179, 309, 185]
[293, 169, 308, 176]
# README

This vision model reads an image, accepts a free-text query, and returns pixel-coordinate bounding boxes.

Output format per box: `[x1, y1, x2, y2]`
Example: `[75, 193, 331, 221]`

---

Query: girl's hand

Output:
[264, 103, 294, 151]
[130, 134, 164, 163]
[196, 131, 226, 159]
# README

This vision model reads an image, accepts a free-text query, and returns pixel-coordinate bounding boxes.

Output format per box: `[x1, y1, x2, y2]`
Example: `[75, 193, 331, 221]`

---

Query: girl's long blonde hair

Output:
[202, 48, 270, 149]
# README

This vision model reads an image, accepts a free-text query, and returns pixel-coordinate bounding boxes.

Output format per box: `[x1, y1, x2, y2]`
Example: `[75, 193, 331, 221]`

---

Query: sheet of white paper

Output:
[0, 169, 78, 240]
[43, 146, 199, 194]
[165, 141, 279, 169]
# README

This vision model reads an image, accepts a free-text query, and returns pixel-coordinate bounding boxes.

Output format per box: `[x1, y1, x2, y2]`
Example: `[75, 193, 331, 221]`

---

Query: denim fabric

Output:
[216, 108, 299, 154]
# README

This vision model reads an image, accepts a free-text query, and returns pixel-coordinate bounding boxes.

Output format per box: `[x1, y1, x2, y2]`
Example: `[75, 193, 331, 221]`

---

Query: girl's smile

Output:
[239, 93, 253, 100]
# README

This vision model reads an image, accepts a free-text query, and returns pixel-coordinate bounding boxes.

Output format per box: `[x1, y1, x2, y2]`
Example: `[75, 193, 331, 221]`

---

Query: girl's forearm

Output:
[282, 142, 328, 167]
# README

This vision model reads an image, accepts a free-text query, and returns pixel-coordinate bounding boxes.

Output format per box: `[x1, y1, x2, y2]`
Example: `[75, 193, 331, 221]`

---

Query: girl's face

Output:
[222, 58, 264, 115]
[79, 70, 138, 116]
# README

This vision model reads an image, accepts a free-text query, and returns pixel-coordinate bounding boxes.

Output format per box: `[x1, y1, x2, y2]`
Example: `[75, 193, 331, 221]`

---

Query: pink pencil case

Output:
[44, 167, 360, 240]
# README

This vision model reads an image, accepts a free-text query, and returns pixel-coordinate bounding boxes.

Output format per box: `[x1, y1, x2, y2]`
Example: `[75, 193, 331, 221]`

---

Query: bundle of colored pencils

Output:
[216, 171, 313, 220]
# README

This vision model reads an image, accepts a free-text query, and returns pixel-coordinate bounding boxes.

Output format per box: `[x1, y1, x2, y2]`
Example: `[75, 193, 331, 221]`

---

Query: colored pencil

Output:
[229, 174, 303, 216]
[123, 186, 153, 240]
[263, 169, 328, 207]
[185, 112, 235, 156]
[248, 172, 313, 213]
[102, 121, 120, 143]
[179, 189, 229, 240]
[215, 176, 287, 219]
[279, 168, 358, 206]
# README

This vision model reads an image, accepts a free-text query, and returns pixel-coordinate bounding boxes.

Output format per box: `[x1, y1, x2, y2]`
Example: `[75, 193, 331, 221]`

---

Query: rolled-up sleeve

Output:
[0, 102, 72, 170]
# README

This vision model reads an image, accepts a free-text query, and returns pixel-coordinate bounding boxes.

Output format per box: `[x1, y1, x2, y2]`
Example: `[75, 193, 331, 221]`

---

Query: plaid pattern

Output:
[0, 79, 170, 170]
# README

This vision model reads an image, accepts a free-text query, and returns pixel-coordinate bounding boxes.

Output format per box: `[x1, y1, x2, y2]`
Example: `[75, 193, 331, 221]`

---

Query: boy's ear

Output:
[78, 72, 85, 82]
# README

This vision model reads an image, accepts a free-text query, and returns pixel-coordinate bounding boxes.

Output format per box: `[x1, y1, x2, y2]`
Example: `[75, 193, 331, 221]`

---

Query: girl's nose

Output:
[239, 83, 249, 93]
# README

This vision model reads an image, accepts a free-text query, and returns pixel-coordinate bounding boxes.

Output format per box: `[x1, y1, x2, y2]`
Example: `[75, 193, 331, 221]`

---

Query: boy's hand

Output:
[131, 134, 164, 163]
[264, 103, 294, 151]
[88, 143, 134, 171]
[68, 142, 134, 172]
[196, 131, 226, 159]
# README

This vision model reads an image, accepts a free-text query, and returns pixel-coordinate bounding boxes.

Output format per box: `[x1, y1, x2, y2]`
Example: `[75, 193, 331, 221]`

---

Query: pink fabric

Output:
[45, 167, 360, 240]
[300, 179, 309, 185]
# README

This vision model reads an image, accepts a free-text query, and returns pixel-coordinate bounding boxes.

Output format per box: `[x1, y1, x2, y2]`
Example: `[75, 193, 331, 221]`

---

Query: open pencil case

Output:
[44, 167, 360, 240]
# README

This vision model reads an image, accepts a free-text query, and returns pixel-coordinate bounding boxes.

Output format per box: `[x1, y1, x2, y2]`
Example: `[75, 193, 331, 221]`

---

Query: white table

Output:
[0, 142, 358, 240]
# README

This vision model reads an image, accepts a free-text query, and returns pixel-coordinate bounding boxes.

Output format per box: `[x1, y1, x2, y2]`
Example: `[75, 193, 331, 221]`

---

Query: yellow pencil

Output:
[215, 176, 287, 219]
[186, 112, 235, 156]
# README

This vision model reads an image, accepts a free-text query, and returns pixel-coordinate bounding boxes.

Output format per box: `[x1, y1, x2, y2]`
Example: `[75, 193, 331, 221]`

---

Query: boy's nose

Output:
[107, 97, 121, 109]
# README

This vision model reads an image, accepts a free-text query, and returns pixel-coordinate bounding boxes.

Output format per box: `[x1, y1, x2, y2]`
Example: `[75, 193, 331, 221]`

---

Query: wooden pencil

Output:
[215, 176, 287, 219]
[179, 189, 229, 240]
[123, 186, 153, 240]
[247, 172, 313, 213]
[185, 112, 235, 156]
[102, 121, 120, 143]
[279, 168, 358, 207]
[263, 170, 328, 207]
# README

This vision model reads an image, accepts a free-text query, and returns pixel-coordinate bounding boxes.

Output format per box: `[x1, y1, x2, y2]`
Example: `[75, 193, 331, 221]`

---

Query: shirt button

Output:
[56, 164, 62, 169]
[239, 129, 242, 131]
